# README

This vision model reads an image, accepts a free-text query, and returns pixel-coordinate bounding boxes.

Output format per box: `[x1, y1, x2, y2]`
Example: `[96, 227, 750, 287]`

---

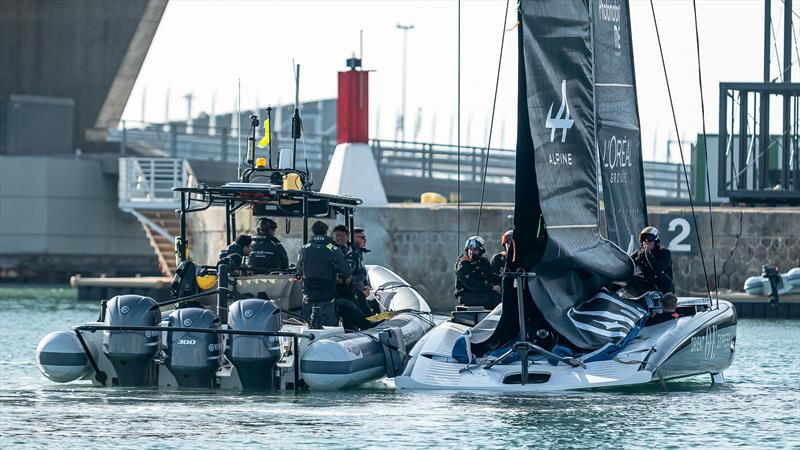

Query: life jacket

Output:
[300, 236, 342, 294]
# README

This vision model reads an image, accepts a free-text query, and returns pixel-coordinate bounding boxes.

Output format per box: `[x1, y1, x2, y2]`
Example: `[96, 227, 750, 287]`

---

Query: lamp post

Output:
[396, 23, 414, 141]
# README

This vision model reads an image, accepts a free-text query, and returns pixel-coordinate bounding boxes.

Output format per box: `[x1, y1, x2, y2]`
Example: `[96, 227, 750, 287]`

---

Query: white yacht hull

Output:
[396, 298, 736, 391]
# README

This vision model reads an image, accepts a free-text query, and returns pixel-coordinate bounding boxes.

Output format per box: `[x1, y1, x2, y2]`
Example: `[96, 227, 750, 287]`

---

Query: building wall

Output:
[188, 203, 799, 312]
[0, 155, 157, 281]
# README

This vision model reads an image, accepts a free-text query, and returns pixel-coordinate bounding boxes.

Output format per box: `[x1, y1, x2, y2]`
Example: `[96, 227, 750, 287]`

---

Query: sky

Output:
[121, 0, 798, 162]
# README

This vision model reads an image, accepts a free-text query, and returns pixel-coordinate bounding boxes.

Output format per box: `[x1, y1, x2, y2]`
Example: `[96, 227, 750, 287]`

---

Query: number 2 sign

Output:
[659, 216, 696, 255]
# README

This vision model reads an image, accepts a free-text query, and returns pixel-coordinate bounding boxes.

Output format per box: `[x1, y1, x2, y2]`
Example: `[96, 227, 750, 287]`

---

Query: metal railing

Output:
[110, 121, 688, 199]
[118, 157, 195, 211]
[718, 82, 800, 203]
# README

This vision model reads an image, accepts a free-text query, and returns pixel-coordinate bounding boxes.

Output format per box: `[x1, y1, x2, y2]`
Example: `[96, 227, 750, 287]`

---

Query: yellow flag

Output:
[257, 119, 270, 148]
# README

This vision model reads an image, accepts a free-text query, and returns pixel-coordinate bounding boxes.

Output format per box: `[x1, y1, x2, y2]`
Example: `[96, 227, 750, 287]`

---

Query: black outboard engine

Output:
[166, 308, 220, 388]
[227, 299, 282, 390]
[103, 295, 161, 386]
[763, 264, 781, 307]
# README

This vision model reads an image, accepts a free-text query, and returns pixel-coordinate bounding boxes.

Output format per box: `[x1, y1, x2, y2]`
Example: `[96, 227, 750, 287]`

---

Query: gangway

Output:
[118, 157, 195, 276]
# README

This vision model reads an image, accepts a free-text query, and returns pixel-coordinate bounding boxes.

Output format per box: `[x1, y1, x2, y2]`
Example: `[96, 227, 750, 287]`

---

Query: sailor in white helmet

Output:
[630, 226, 675, 295]
[454, 236, 502, 309]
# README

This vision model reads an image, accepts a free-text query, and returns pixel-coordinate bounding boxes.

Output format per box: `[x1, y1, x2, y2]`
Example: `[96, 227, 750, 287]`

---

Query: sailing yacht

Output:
[396, 0, 736, 391]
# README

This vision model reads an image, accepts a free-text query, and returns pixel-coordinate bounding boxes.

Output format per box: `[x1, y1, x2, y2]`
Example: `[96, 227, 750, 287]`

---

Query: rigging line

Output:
[457, 0, 462, 255]
[237, 79, 242, 179]
[727, 93, 793, 170]
[793, 22, 800, 77]
[476, 0, 511, 236]
[771, 18, 784, 82]
[691, 0, 720, 309]
[782, 0, 800, 21]
[649, 0, 712, 302]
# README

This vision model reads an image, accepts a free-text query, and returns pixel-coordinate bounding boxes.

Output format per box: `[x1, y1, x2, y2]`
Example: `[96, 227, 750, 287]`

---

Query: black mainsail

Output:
[592, 0, 649, 253]
[510, 0, 634, 350]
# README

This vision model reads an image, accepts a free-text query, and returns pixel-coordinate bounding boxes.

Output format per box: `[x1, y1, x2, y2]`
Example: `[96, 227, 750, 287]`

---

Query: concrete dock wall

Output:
[0, 156, 156, 281]
[189, 204, 799, 312]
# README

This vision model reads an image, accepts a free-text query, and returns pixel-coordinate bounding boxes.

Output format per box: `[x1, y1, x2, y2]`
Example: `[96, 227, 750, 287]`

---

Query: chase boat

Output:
[397, 0, 736, 391]
[36, 114, 433, 391]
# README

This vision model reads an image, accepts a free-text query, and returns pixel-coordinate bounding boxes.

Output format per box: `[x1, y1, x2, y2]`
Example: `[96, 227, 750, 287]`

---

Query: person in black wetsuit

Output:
[352, 227, 381, 316]
[331, 224, 374, 331]
[249, 217, 289, 274]
[630, 226, 675, 295]
[296, 221, 351, 327]
[490, 230, 514, 279]
[454, 236, 502, 309]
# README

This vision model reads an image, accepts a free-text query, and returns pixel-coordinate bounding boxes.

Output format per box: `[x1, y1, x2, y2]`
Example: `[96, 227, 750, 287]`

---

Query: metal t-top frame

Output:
[173, 171, 363, 262]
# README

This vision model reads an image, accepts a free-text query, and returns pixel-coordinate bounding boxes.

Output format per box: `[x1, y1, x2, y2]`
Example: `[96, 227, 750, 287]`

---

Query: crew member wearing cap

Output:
[454, 236, 502, 309]
[249, 217, 289, 274]
[630, 226, 674, 295]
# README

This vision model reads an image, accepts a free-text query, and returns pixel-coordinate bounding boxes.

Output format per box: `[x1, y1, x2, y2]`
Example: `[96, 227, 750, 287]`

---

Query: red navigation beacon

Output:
[336, 57, 369, 145]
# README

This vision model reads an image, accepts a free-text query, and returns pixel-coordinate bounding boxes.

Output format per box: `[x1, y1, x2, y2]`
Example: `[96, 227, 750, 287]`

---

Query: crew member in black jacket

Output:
[249, 217, 289, 273]
[490, 230, 514, 279]
[455, 236, 502, 309]
[331, 224, 374, 330]
[296, 221, 352, 327]
[630, 226, 674, 295]
[217, 234, 253, 273]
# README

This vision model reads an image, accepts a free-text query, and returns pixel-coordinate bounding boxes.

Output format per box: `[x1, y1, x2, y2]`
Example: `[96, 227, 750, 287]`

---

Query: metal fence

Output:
[118, 157, 194, 211]
[110, 121, 689, 199]
[718, 82, 800, 203]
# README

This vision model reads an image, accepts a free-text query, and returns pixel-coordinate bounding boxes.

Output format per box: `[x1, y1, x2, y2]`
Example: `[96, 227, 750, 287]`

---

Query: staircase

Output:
[119, 158, 195, 277]
[137, 210, 180, 276]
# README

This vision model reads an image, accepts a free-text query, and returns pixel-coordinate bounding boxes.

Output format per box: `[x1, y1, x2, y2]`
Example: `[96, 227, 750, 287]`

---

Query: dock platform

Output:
[71, 275, 172, 302]
[723, 292, 800, 319]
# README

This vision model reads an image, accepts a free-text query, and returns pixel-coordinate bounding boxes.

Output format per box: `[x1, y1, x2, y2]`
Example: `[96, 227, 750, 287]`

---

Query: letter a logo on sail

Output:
[546, 80, 574, 143]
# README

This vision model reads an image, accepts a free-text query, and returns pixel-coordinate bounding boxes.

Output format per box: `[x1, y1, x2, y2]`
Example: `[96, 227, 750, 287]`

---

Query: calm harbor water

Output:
[1, 287, 798, 449]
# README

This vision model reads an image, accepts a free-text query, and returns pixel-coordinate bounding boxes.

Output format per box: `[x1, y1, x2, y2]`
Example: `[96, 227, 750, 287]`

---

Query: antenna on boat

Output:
[266, 106, 274, 168]
[237, 78, 242, 179]
[247, 114, 258, 170]
[291, 61, 303, 170]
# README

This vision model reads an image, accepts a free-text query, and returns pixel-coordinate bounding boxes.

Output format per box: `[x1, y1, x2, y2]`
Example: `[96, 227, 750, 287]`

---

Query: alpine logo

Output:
[546, 80, 574, 143]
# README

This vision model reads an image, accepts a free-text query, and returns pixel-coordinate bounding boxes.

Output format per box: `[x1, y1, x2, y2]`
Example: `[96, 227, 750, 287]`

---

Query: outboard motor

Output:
[227, 299, 282, 390]
[104, 295, 160, 386]
[165, 307, 220, 388]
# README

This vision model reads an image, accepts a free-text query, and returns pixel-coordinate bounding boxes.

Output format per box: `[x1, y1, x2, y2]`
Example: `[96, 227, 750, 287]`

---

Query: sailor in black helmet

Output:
[249, 217, 289, 274]
[630, 226, 675, 295]
[296, 221, 352, 327]
[454, 236, 502, 309]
